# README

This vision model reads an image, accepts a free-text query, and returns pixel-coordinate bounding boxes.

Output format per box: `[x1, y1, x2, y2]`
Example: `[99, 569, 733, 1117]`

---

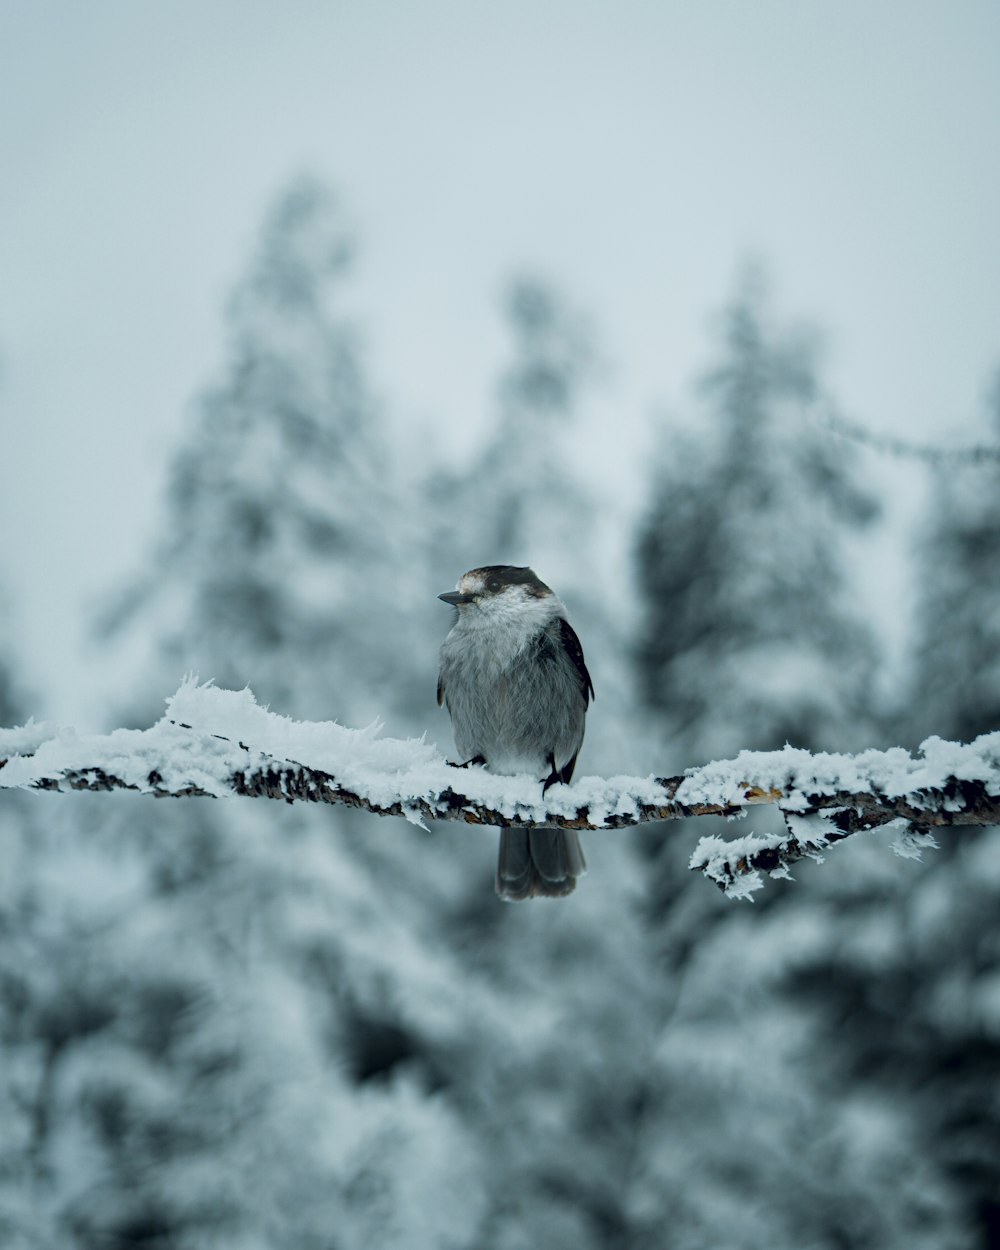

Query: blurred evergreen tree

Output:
[428, 275, 599, 592]
[0, 619, 26, 728]
[907, 371, 1000, 744]
[781, 834, 998, 1250]
[782, 376, 1000, 1250]
[422, 273, 965, 1250]
[606, 276, 972, 1248]
[4, 210, 985, 1248]
[0, 616, 50, 1249]
[633, 270, 880, 764]
[103, 175, 421, 727]
[17, 178, 491, 1248]
[427, 275, 632, 770]
[629, 270, 880, 957]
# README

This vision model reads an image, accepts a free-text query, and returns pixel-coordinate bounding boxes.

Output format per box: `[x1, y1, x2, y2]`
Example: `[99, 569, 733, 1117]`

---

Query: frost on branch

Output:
[0, 679, 998, 897]
[682, 738, 1000, 896]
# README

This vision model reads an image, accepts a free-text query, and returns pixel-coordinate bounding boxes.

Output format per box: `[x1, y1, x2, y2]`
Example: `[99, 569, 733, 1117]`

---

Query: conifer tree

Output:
[42, 180, 492, 1246]
[105, 176, 415, 726]
[634, 271, 879, 764]
[908, 373, 1000, 743]
[426, 275, 633, 768]
[786, 376, 1000, 1249]
[607, 278, 970, 1247]
[472, 276, 596, 561]
[429, 277, 596, 581]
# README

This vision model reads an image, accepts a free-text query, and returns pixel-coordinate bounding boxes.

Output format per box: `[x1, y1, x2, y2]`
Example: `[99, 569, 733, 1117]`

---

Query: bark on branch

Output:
[1, 683, 998, 897]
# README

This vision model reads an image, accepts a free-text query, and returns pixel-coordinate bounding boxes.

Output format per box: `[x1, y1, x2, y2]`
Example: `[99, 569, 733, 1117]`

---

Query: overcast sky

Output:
[2, 1, 999, 723]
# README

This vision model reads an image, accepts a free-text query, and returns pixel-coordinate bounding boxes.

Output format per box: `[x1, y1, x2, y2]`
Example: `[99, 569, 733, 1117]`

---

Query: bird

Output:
[437, 565, 593, 900]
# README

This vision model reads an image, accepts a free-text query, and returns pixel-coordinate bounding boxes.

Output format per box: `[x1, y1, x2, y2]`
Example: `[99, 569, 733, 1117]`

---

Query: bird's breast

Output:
[439, 621, 585, 779]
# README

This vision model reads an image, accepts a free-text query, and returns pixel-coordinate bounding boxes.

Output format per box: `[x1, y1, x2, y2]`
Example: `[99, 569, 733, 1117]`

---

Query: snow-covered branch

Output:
[1, 681, 998, 897]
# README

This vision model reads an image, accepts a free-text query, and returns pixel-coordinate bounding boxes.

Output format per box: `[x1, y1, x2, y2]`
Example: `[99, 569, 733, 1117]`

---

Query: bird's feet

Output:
[448, 754, 487, 769]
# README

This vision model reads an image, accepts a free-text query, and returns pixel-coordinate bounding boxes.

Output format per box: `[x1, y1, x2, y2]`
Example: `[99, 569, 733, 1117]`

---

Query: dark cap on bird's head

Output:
[438, 565, 554, 606]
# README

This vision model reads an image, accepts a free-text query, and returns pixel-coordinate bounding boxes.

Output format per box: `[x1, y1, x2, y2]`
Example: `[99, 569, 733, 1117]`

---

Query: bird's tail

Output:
[495, 827, 587, 901]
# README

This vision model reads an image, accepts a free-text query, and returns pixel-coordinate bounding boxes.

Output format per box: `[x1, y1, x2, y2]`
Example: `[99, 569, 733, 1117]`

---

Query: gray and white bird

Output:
[437, 565, 593, 900]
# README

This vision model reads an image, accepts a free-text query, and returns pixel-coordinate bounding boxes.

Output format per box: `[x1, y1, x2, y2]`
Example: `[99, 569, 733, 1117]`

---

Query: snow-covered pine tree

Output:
[471, 277, 595, 559]
[417, 276, 959, 1250]
[634, 269, 880, 764]
[29, 179, 493, 1247]
[781, 374, 1000, 1249]
[428, 277, 596, 584]
[426, 274, 632, 770]
[0, 612, 55, 1248]
[103, 176, 419, 728]
[600, 276, 969, 1248]
[908, 370, 1000, 744]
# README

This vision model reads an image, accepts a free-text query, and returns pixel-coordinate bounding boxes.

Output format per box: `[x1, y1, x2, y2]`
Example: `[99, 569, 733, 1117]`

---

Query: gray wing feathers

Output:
[557, 617, 594, 705]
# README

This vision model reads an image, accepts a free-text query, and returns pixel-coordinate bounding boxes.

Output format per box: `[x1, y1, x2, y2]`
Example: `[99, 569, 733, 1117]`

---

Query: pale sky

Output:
[2, 1, 999, 723]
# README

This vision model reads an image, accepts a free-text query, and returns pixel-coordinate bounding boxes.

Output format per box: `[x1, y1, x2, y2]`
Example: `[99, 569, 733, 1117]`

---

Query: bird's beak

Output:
[438, 591, 474, 606]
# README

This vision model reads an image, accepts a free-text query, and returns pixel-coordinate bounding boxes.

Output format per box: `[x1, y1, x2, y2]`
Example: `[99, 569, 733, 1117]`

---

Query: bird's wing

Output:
[437, 672, 445, 707]
[558, 617, 594, 706]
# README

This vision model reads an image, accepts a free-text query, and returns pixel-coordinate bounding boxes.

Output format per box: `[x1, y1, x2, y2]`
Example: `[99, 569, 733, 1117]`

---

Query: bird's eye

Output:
[487, 579, 501, 593]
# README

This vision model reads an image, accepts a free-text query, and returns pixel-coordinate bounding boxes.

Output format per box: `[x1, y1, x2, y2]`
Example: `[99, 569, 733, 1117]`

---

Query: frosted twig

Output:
[1, 680, 997, 896]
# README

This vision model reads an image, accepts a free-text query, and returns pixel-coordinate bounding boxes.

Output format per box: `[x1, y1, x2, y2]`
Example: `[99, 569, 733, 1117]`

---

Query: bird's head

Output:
[438, 565, 559, 627]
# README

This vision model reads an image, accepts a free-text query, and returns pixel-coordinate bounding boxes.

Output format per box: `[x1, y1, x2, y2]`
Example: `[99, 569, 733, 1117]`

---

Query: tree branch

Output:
[1, 680, 997, 897]
[822, 410, 1000, 465]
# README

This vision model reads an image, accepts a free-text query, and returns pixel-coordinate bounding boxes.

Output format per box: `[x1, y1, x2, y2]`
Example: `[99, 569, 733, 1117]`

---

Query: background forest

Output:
[3, 4, 1000, 1247]
[1, 178, 998, 1249]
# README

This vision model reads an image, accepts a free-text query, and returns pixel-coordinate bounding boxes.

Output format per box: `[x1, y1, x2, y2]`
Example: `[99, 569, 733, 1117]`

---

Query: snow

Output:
[674, 734, 1000, 808]
[2, 680, 997, 883]
[682, 736, 1000, 897]
[0, 679, 668, 827]
[688, 833, 786, 901]
[890, 825, 940, 860]
[0, 719, 58, 757]
[689, 817, 830, 901]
